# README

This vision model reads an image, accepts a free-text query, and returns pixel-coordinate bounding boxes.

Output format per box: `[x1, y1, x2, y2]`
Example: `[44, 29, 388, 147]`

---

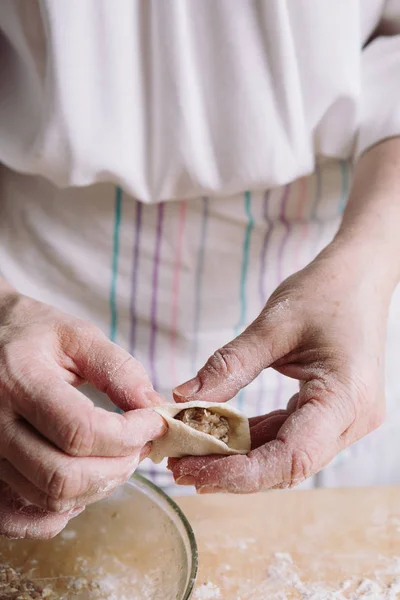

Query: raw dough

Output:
[149, 401, 251, 464]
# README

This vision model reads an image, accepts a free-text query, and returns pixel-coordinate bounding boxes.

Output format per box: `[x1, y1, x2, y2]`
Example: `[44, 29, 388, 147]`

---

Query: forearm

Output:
[332, 137, 400, 293]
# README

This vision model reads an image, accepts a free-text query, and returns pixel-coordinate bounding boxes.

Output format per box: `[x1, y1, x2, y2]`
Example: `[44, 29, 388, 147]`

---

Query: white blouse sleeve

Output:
[355, 0, 400, 159]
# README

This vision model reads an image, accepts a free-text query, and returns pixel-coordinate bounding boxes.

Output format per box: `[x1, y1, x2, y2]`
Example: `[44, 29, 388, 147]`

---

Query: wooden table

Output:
[178, 487, 400, 599]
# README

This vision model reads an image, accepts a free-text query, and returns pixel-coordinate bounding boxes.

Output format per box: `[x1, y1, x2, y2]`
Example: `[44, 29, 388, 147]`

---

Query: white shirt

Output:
[0, 0, 399, 203]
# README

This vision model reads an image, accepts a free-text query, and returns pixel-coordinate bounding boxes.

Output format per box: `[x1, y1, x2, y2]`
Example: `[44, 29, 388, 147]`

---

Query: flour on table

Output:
[0, 556, 176, 600]
[262, 553, 400, 600]
[213, 553, 400, 600]
[204, 535, 256, 553]
[194, 581, 222, 599]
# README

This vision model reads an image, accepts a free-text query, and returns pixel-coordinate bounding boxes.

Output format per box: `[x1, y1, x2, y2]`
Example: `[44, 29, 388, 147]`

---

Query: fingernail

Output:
[197, 486, 224, 495]
[173, 377, 201, 400]
[176, 475, 195, 486]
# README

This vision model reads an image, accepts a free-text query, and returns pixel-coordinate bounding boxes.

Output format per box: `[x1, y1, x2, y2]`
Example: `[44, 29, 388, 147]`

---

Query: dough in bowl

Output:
[149, 401, 251, 464]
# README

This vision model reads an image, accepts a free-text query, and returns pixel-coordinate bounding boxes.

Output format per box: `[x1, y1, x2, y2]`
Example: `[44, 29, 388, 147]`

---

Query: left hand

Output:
[168, 238, 389, 493]
[0, 292, 166, 538]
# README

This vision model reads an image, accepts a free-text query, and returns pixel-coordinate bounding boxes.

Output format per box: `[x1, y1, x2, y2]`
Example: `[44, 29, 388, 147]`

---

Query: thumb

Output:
[173, 312, 295, 403]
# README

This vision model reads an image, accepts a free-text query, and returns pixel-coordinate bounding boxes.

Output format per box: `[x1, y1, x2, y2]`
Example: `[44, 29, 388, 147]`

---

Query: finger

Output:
[286, 393, 300, 413]
[13, 372, 166, 457]
[0, 459, 70, 512]
[1, 419, 143, 512]
[247, 397, 302, 449]
[170, 410, 291, 484]
[173, 310, 297, 403]
[250, 413, 289, 449]
[167, 458, 179, 470]
[248, 410, 288, 427]
[0, 482, 81, 540]
[59, 323, 164, 410]
[181, 395, 350, 493]
[0, 459, 102, 513]
[169, 455, 222, 486]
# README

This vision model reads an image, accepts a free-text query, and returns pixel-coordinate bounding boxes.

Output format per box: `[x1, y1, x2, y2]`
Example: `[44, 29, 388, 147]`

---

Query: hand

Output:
[169, 240, 389, 493]
[0, 291, 166, 538]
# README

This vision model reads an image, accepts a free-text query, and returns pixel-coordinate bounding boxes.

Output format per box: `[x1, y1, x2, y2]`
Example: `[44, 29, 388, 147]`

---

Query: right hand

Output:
[0, 289, 166, 539]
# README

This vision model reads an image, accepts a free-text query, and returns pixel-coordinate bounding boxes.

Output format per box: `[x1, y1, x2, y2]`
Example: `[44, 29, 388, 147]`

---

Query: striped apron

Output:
[1, 159, 400, 496]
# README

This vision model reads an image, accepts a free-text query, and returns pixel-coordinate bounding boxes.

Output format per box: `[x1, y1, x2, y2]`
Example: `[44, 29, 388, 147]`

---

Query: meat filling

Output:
[175, 407, 230, 443]
[0, 564, 55, 599]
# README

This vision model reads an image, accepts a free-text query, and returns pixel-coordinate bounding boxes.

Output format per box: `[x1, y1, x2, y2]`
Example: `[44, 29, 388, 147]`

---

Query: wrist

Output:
[319, 232, 398, 302]
[334, 139, 400, 292]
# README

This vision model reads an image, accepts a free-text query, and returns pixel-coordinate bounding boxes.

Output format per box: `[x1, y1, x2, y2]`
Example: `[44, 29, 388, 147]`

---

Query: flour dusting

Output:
[211, 553, 400, 600]
[194, 581, 222, 599]
[259, 553, 400, 600]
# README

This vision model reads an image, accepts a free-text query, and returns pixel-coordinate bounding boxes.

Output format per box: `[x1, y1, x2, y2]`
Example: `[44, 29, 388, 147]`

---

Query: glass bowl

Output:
[0, 474, 198, 599]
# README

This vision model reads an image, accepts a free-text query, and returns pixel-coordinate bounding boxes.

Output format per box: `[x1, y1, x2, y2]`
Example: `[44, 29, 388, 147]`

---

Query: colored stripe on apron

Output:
[109, 186, 123, 342]
[149, 202, 165, 392]
[235, 191, 254, 410]
[274, 184, 292, 409]
[129, 201, 143, 355]
[170, 201, 187, 386]
[192, 197, 209, 372]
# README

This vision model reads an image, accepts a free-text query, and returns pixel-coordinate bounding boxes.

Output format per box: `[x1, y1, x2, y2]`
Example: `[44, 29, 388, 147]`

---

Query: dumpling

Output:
[149, 401, 251, 464]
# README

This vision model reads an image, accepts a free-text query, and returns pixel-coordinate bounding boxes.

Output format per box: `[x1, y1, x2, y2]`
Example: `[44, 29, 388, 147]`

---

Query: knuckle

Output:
[46, 466, 67, 502]
[204, 346, 246, 379]
[46, 462, 80, 503]
[56, 319, 100, 357]
[288, 447, 314, 488]
[103, 354, 136, 394]
[58, 414, 95, 457]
